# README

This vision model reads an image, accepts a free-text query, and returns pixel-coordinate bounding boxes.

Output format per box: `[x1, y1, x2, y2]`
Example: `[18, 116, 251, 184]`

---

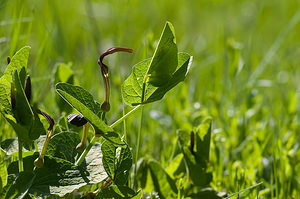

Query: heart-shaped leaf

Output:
[55, 83, 125, 146]
[122, 52, 192, 106]
[5, 139, 107, 197]
[101, 141, 132, 185]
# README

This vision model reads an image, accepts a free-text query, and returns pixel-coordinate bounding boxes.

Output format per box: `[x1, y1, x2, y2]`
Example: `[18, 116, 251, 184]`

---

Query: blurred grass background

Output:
[1, 0, 300, 198]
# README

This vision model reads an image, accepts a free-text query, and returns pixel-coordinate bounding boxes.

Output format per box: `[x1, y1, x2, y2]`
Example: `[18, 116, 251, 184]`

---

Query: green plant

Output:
[0, 22, 199, 198]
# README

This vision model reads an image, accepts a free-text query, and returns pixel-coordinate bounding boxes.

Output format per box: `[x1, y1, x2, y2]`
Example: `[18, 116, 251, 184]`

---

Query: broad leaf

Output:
[96, 185, 138, 199]
[6, 142, 107, 197]
[122, 52, 192, 106]
[46, 132, 81, 163]
[0, 46, 30, 116]
[56, 83, 125, 146]
[0, 171, 35, 199]
[165, 153, 185, 179]
[148, 159, 177, 199]
[177, 118, 213, 187]
[101, 141, 132, 185]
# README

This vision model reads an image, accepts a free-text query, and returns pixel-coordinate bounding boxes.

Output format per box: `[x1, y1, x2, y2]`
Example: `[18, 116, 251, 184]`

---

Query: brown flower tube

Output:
[34, 109, 55, 168]
[98, 47, 134, 112]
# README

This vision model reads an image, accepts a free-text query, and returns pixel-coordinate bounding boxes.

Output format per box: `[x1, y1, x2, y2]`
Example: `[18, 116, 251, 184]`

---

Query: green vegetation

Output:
[0, 0, 299, 198]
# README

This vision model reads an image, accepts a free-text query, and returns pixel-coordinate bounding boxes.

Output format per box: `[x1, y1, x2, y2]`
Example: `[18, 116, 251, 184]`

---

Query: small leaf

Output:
[177, 118, 213, 187]
[147, 22, 178, 87]
[96, 185, 138, 199]
[56, 83, 125, 146]
[147, 159, 177, 199]
[122, 53, 192, 106]
[101, 141, 132, 185]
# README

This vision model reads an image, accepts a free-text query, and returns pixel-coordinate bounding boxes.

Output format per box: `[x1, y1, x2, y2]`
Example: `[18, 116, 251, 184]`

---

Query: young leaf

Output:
[0, 46, 31, 116]
[122, 52, 192, 106]
[147, 22, 178, 87]
[11, 70, 44, 141]
[96, 185, 139, 199]
[101, 141, 132, 185]
[177, 118, 213, 187]
[55, 83, 125, 146]
[147, 159, 178, 199]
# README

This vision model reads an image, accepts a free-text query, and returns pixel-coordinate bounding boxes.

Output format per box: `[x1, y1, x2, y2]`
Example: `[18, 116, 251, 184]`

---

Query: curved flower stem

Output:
[98, 47, 134, 112]
[18, 138, 23, 172]
[75, 136, 97, 166]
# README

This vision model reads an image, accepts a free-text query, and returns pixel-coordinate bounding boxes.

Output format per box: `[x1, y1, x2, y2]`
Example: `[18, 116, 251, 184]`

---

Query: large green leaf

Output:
[55, 83, 125, 146]
[177, 118, 212, 187]
[0, 46, 30, 116]
[6, 141, 107, 197]
[0, 171, 35, 199]
[46, 132, 81, 163]
[101, 141, 132, 185]
[122, 52, 192, 106]
[1, 132, 82, 164]
[147, 159, 177, 199]
[96, 185, 139, 199]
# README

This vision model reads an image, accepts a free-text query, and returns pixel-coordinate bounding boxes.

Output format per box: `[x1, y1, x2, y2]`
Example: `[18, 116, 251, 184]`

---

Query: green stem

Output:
[122, 98, 127, 141]
[75, 136, 97, 166]
[74, 105, 142, 167]
[110, 104, 143, 129]
[34, 140, 39, 152]
[134, 106, 144, 189]
[18, 138, 23, 172]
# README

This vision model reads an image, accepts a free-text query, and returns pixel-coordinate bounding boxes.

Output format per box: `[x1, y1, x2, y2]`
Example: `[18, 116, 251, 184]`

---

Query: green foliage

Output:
[0, 47, 44, 143]
[177, 118, 212, 187]
[122, 22, 192, 106]
[96, 185, 139, 199]
[1, 131, 107, 197]
[56, 83, 125, 146]
[101, 141, 132, 186]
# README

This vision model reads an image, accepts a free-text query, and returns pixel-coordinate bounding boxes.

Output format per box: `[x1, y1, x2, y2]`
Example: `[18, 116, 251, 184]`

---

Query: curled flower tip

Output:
[7, 56, 11, 64]
[35, 108, 55, 131]
[97, 47, 134, 112]
[24, 75, 31, 103]
[67, 113, 88, 127]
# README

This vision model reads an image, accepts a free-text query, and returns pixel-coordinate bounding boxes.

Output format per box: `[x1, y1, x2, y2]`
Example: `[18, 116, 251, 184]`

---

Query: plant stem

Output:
[74, 105, 142, 166]
[110, 104, 142, 129]
[34, 140, 39, 152]
[18, 138, 23, 172]
[75, 136, 97, 166]
[134, 106, 144, 189]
